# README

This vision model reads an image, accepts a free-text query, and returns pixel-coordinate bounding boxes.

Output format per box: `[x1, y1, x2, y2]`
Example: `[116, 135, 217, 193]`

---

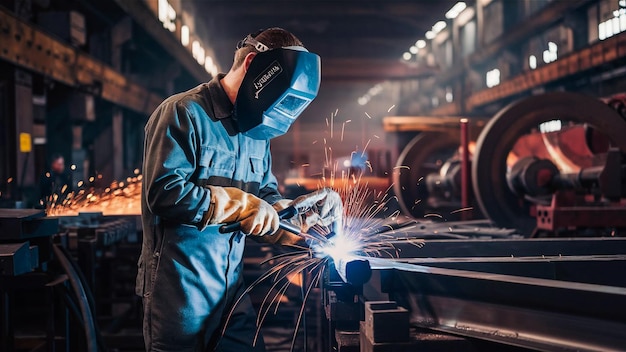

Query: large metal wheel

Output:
[393, 132, 459, 217]
[472, 92, 626, 235]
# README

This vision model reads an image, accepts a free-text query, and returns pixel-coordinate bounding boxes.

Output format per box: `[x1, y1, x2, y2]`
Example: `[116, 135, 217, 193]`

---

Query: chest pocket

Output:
[199, 146, 235, 180]
[248, 155, 264, 184]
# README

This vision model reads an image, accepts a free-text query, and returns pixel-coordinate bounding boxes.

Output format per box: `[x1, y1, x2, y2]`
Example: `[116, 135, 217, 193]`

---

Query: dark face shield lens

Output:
[274, 93, 309, 118]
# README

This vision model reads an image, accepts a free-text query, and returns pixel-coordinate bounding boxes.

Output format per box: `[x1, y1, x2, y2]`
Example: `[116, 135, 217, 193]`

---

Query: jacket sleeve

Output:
[143, 101, 211, 224]
[258, 144, 283, 205]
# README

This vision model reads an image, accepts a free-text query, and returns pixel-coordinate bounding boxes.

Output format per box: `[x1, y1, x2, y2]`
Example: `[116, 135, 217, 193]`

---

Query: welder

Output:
[137, 28, 342, 351]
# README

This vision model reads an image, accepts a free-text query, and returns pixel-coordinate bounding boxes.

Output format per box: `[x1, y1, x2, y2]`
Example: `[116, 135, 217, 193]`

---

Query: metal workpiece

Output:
[0, 209, 59, 240]
[364, 255, 626, 351]
[0, 242, 39, 276]
[331, 256, 372, 286]
[319, 228, 626, 351]
[385, 236, 626, 258]
[363, 301, 409, 344]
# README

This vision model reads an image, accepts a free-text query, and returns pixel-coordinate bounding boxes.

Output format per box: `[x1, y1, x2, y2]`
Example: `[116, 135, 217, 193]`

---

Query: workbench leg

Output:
[1, 290, 15, 352]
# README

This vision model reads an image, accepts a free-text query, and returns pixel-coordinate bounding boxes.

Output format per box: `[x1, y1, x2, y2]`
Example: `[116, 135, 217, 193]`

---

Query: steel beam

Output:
[434, 0, 592, 87]
[322, 58, 439, 81]
[356, 237, 626, 351]
[373, 258, 626, 352]
[0, 8, 163, 115]
[113, 0, 212, 82]
[382, 116, 488, 133]
[386, 237, 626, 258]
[465, 31, 626, 111]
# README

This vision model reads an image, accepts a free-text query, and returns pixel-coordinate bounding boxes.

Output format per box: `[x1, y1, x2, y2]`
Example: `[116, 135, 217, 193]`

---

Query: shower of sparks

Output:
[341, 120, 351, 142]
[365, 112, 372, 119]
[222, 110, 424, 351]
[225, 180, 418, 350]
[424, 213, 444, 219]
[45, 175, 143, 216]
[450, 207, 473, 214]
[387, 104, 396, 112]
[361, 139, 371, 158]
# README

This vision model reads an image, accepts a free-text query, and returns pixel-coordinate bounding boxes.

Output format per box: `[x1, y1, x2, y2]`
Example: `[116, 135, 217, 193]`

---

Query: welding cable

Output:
[55, 284, 85, 325]
[55, 245, 99, 320]
[52, 244, 99, 352]
[55, 244, 108, 351]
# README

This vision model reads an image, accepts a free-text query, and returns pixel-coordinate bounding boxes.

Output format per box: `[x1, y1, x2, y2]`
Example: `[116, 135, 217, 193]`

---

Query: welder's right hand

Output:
[292, 188, 344, 235]
[201, 186, 279, 236]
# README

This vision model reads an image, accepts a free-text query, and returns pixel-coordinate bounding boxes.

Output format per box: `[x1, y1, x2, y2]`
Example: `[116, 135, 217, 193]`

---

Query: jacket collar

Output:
[206, 73, 233, 120]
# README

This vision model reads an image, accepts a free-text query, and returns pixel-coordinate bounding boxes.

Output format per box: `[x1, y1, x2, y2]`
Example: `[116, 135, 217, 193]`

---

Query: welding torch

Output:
[218, 205, 328, 243]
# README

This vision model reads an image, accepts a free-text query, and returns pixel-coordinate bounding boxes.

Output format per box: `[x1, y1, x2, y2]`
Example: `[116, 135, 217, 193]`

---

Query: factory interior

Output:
[1, 0, 626, 351]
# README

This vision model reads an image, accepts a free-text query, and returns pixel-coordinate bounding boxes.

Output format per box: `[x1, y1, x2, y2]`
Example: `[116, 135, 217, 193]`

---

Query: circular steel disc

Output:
[472, 92, 626, 235]
[393, 132, 459, 218]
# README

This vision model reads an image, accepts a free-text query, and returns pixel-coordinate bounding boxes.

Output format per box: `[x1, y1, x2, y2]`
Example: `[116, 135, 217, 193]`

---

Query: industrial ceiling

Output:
[185, 0, 461, 80]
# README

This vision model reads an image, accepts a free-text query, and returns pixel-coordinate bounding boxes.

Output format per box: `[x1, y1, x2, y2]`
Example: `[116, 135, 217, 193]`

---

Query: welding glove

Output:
[255, 199, 304, 246]
[291, 188, 344, 237]
[201, 185, 279, 236]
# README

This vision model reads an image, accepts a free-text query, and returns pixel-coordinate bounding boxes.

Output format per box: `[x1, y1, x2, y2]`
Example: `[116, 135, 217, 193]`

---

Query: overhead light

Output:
[358, 96, 369, 106]
[402, 52, 412, 60]
[432, 21, 447, 34]
[425, 31, 435, 39]
[181, 25, 189, 46]
[204, 59, 213, 73]
[486, 68, 500, 88]
[416, 39, 426, 48]
[529, 55, 537, 69]
[409, 45, 418, 54]
[445, 2, 467, 19]
[548, 41, 557, 53]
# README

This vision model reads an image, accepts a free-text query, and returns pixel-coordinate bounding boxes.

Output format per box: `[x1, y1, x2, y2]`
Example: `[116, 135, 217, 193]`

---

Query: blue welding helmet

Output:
[234, 43, 321, 140]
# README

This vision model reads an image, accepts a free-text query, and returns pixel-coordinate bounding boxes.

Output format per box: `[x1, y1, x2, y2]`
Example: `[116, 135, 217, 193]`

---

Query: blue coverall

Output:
[137, 74, 282, 351]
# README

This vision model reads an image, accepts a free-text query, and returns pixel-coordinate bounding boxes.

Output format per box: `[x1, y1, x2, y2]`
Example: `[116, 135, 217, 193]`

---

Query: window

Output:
[460, 20, 477, 57]
[542, 42, 558, 63]
[529, 55, 537, 69]
[445, 87, 454, 103]
[486, 69, 501, 88]
[483, 1, 504, 44]
[598, 8, 626, 40]
[596, 0, 626, 41]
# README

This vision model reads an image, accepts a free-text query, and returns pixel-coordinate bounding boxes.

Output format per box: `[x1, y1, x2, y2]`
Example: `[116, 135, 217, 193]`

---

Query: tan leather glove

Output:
[292, 188, 343, 236]
[201, 186, 279, 236]
[255, 199, 303, 246]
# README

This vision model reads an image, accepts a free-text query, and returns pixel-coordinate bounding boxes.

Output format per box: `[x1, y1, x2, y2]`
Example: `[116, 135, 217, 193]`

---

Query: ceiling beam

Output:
[321, 58, 439, 81]
[113, 0, 212, 82]
[190, 2, 449, 18]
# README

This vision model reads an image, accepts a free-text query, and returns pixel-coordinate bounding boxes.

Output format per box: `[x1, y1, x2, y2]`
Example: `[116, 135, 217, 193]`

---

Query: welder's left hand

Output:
[292, 188, 343, 236]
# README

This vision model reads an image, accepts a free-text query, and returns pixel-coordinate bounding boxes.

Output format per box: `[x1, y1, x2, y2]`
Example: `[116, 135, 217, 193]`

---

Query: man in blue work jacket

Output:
[137, 28, 339, 351]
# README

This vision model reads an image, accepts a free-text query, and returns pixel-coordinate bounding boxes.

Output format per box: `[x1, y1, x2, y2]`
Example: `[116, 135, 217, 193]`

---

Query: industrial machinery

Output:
[386, 116, 487, 219]
[0, 210, 142, 351]
[390, 92, 626, 236]
[473, 92, 626, 236]
[320, 92, 626, 352]
[320, 218, 626, 352]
